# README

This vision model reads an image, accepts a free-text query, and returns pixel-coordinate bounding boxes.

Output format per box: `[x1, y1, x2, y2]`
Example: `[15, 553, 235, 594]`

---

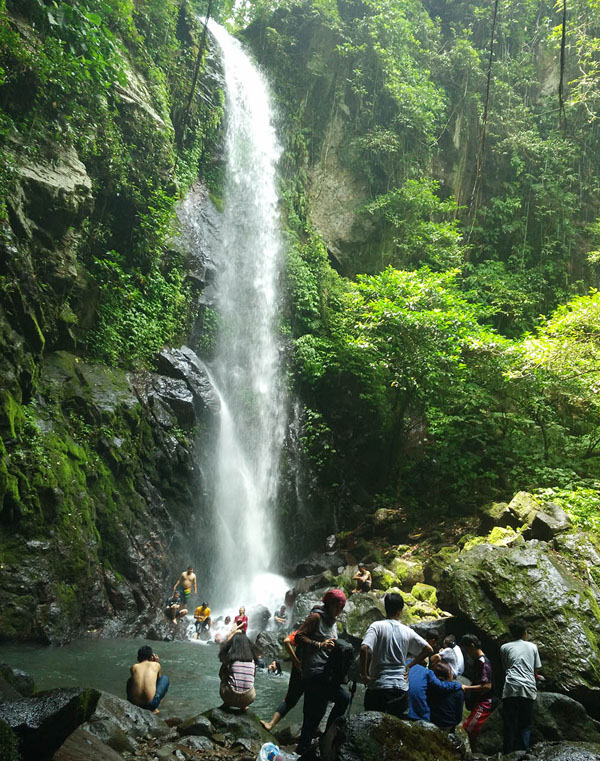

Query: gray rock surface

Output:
[478, 692, 600, 755]
[320, 711, 466, 761]
[202, 707, 275, 744]
[0, 687, 100, 760]
[177, 713, 214, 737]
[54, 726, 125, 761]
[521, 741, 600, 760]
[437, 538, 600, 717]
[83, 691, 169, 752]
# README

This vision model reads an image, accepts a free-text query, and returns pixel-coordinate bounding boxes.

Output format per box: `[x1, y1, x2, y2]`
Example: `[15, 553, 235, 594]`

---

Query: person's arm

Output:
[193, 576, 197, 594]
[296, 613, 331, 650]
[352, 571, 361, 581]
[425, 670, 462, 692]
[462, 681, 492, 693]
[406, 644, 433, 671]
[360, 643, 373, 683]
[284, 635, 301, 670]
[173, 577, 179, 592]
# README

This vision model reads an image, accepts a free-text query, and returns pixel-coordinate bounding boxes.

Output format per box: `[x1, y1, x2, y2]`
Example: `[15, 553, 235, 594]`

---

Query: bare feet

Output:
[260, 720, 273, 731]
[152, 709, 160, 714]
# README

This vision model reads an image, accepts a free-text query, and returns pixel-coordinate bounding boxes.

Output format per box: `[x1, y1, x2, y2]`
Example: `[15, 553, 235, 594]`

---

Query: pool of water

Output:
[0, 637, 365, 726]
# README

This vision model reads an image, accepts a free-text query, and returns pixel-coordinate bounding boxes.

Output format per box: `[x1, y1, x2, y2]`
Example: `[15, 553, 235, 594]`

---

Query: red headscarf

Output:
[322, 588, 347, 607]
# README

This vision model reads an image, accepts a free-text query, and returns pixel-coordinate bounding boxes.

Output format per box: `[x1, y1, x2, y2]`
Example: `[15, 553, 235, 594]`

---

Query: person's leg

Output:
[297, 677, 329, 754]
[364, 688, 386, 712]
[516, 697, 534, 750]
[385, 689, 409, 719]
[325, 684, 349, 730]
[146, 675, 170, 711]
[502, 697, 518, 754]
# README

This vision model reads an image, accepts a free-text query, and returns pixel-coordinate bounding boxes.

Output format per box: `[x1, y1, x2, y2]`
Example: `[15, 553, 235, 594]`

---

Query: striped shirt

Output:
[228, 661, 256, 693]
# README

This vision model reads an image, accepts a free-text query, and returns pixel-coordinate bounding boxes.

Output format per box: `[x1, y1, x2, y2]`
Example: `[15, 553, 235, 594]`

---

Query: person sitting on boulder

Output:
[218, 631, 260, 710]
[351, 563, 372, 594]
[126, 646, 169, 714]
[164, 590, 187, 623]
[500, 618, 542, 754]
[260, 628, 304, 733]
[295, 589, 349, 755]
[461, 634, 493, 752]
[194, 602, 211, 639]
[274, 605, 288, 629]
[428, 659, 465, 729]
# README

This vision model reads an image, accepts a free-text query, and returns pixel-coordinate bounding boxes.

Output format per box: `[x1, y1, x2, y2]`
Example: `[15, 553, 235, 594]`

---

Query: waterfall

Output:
[204, 21, 288, 611]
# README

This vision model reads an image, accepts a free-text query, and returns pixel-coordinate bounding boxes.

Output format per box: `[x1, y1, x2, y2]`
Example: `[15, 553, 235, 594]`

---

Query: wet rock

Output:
[54, 726, 124, 761]
[255, 631, 283, 662]
[0, 677, 22, 704]
[178, 714, 214, 737]
[249, 605, 271, 633]
[295, 553, 345, 577]
[0, 687, 100, 760]
[293, 591, 325, 623]
[437, 539, 600, 718]
[232, 737, 256, 753]
[478, 692, 600, 755]
[202, 707, 275, 744]
[273, 723, 301, 745]
[157, 346, 220, 414]
[177, 735, 215, 751]
[149, 376, 196, 427]
[320, 711, 466, 761]
[83, 691, 169, 753]
[0, 663, 35, 697]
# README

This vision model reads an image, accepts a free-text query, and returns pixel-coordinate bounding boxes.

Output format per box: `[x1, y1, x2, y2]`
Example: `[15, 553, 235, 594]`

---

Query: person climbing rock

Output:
[295, 589, 349, 755]
[461, 634, 493, 752]
[126, 646, 169, 714]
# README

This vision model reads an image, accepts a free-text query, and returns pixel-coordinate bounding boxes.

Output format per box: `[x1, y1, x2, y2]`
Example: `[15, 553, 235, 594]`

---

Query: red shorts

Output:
[462, 700, 493, 739]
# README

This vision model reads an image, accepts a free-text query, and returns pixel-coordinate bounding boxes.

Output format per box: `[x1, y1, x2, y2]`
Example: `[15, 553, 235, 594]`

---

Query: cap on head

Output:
[322, 588, 346, 608]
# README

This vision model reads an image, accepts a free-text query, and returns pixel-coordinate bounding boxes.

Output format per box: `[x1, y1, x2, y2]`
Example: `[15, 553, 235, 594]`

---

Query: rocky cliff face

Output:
[0, 3, 223, 642]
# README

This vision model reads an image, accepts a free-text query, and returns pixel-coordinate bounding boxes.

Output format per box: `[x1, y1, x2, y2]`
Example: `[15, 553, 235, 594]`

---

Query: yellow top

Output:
[194, 606, 210, 621]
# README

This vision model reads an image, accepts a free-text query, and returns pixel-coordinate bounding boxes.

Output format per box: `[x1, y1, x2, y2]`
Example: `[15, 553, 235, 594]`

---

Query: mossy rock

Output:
[388, 557, 424, 590]
[321, 711, 465, 761]
[410, 583, 437, 605]
[437, 539, 600, 717]
[371, 565, 400, 590]
[0, 719, 20, 761]
[506, 491, 541, 527]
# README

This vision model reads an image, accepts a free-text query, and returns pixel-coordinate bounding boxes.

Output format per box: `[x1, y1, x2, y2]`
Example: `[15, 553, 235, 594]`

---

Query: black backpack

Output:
[323, 637, 356, 687]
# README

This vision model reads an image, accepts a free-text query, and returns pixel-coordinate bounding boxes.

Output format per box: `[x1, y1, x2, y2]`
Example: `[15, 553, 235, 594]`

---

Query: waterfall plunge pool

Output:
[0, 637, 366, 723]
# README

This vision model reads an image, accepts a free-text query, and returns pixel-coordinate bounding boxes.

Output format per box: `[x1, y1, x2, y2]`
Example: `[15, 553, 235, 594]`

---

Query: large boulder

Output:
[340, 595, 384, 641]
[82, 691, 169, 753]
[294, 553, 345, 577]
[437, 539, 600, 718]
[201, 707, 275, 745]
[156, 346, 220, 415]
[0, 687, 100, 760]
[0, 664, 35, 698]
[255, 630, 284, 662]
[54, 726, 125, 761]
[320, 711, 466, 761]
[478, 692, 600, 755]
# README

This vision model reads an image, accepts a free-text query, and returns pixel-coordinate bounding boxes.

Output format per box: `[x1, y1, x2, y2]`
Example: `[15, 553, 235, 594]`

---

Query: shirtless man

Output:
[351, 563, 372, 594]
[173, 565, 197, 607]
[126, 646, 170, 713]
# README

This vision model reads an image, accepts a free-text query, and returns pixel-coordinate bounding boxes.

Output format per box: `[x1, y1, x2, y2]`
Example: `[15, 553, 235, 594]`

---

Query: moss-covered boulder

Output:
[389, 556, 424, 589]
[437, 538, 600, 718]
[371, 565, 400, 590]
[320, 711, 466, 761]
[341, 595, 385, 640]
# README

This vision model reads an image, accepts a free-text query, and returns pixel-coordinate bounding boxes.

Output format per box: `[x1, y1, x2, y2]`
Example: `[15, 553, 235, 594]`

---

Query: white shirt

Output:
[439, 646, 459, 677]
[501, 639, 541, 700]
[362, 619, 428, 690]
[453, 644, 465, 675]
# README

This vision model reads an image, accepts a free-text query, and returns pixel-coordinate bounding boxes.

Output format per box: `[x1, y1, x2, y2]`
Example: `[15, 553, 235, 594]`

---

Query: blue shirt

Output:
[407, 664, 463, 721]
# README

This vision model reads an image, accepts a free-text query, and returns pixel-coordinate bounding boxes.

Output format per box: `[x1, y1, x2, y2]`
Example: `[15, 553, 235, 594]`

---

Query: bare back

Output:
[129, 660, 161, 706]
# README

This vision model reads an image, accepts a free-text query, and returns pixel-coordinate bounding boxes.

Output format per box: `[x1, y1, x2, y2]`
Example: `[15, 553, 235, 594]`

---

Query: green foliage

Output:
[537, 486, 600, 532]
[86, 251, 190, 364]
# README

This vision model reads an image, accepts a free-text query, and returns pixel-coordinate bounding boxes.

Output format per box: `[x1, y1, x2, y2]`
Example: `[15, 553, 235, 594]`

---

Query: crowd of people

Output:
[129, 568, 543, 758]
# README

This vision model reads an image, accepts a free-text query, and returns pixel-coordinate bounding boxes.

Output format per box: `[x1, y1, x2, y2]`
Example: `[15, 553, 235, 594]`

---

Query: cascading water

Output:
[203, 21, 288, 611]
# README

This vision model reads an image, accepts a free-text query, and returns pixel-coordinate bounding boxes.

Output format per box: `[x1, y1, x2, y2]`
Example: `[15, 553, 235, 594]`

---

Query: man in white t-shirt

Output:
[500, 618, 542, 754]
[360, 593, 433, 717]
[439, 634, 464, 677]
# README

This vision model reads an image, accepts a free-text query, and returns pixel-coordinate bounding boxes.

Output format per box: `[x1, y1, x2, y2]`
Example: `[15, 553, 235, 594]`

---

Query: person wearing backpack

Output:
[295, 589, 349, 756]
[360, 593, 433, 718]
